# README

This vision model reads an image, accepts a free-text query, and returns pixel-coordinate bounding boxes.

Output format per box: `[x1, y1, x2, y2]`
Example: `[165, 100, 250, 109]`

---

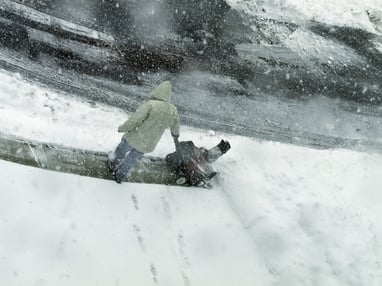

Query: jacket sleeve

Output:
[118, 102, 152, 133]
[170, 107, 180, 137]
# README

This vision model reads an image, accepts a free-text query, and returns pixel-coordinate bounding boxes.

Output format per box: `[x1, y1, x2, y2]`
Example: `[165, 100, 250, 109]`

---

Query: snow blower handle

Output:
[172, 134, 185, 163]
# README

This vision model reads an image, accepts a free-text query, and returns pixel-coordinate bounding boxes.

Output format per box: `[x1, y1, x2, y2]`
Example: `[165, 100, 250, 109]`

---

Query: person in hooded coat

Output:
[108, 81, 180, 183]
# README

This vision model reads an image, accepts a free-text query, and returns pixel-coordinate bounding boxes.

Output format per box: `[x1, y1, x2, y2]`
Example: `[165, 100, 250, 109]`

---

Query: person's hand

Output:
[217, 140, 231, 154]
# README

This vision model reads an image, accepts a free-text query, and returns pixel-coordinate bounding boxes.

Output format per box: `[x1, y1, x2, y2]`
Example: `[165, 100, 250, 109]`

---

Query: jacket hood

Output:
[150, 81, 172, 102]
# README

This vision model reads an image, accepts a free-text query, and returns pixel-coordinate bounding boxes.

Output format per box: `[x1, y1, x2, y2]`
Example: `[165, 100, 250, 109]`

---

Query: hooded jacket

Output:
[118, 81, 180, 153]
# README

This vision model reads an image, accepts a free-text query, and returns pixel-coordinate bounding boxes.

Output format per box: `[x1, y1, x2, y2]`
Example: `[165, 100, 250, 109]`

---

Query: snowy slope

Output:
[0, 159, 271, 286]
[1, 69, 382, 286]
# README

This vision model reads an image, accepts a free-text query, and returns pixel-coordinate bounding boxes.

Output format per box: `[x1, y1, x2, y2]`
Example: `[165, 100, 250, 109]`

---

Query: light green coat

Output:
[118, 81, 180, 153]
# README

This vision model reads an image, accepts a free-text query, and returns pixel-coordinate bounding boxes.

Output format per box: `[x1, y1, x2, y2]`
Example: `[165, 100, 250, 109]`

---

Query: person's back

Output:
[109, 81, 180, 183]
[120, 81, 179, 153]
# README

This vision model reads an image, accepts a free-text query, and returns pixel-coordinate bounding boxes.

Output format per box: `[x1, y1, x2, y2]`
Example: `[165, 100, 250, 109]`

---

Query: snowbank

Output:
[228, 0, 382, 33]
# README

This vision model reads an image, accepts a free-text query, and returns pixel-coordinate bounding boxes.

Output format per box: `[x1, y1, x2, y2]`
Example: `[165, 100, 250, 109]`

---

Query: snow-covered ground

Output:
[1, 68, 382, 286]
[228, 0, 382, 33]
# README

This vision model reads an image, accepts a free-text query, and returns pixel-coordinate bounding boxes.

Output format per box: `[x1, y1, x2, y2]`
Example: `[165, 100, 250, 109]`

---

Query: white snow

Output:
[1, 67, 382, 286]
[282, 29, 364, 66]
[227, 0, 382, 33]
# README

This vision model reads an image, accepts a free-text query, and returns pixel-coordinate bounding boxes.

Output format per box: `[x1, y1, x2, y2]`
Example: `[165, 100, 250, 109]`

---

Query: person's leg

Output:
[108, 137, 132, 171]
[114, 148, 144, 183]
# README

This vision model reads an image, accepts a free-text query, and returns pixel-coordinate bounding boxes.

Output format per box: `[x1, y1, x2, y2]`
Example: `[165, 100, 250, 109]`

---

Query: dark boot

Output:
[112, 172, 122, 184]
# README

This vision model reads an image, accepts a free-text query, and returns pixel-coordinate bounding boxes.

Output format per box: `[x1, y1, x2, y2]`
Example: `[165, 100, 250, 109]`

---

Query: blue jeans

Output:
[108, 138, 144, 182]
